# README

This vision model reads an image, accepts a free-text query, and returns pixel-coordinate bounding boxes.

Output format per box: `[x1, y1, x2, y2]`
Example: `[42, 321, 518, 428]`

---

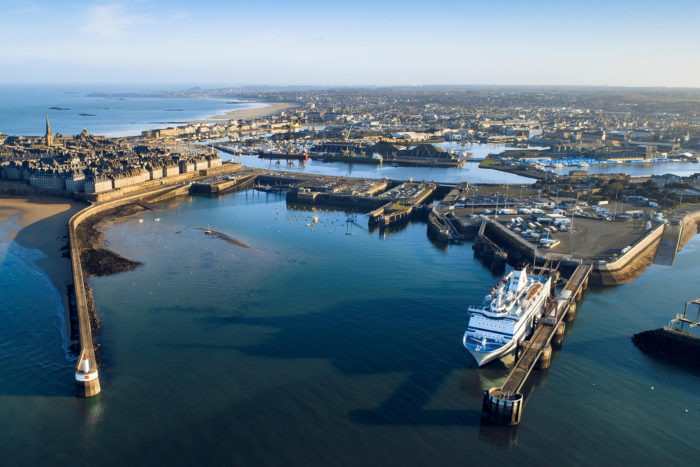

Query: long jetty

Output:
[69, 185, 188, 397]
[69, 169, 254, 397]
[481, 263, 592, 425]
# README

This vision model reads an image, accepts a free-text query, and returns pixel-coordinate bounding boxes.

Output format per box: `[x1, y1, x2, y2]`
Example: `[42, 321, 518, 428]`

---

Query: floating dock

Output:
[481, 263, 592, 425]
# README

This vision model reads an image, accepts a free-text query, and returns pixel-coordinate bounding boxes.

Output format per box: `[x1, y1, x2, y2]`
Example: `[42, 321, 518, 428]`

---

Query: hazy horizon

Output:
[1, 0, 699, 88]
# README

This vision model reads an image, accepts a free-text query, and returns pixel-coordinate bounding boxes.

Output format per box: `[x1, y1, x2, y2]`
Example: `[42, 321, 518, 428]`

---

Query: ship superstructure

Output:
[463, 268, 551, 366]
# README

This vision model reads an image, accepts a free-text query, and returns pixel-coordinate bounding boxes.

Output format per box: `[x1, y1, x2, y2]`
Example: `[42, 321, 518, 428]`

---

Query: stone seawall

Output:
[69, 185, 185, 397]
[678, 210, 700, 251]
[0, 180, 74, 198]
[481, 219, 665, 285]
[594, 229, 662, 286]
[79, 163, 242, 202]
[286, 189, 387, 209]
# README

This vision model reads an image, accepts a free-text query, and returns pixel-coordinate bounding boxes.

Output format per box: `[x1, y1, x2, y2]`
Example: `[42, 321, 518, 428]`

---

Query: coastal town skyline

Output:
[2, 0, 699, 88]
[1, 1, 699, 464]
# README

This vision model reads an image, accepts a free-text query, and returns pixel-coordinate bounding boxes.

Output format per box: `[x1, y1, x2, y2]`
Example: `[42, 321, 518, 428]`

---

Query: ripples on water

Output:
[0, 241, 73, 396]
[1, 190, 698, 465]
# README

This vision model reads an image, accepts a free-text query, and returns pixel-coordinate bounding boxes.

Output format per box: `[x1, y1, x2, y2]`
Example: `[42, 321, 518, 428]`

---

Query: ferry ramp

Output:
[653, 224, 682, 266]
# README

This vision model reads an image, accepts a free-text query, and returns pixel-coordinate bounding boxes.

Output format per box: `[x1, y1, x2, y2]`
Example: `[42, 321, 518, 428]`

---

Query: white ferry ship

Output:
[463, 268, 551, 366]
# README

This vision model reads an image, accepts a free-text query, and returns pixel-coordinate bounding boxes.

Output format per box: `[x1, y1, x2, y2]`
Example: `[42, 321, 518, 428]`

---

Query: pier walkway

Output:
[482, 263, 592, 425]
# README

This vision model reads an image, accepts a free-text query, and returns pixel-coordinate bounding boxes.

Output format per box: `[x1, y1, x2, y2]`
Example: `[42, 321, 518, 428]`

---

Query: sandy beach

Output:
[204, 102, 297, 121]
[0, 196, 85, 313]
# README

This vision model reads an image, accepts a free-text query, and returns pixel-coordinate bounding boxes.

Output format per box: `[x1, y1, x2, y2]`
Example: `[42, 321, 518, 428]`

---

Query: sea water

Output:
[0, 84, 262, 137]
[222, 141, 537, 185]
[1, 190, 697, 465]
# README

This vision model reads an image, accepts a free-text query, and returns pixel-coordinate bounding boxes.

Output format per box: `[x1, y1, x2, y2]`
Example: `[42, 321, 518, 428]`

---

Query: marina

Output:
[1, 84, 699, 462]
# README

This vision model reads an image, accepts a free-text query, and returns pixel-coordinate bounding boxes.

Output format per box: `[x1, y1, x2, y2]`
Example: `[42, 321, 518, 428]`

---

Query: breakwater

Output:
[10, 188, 695, 465]
[632, 328, 700, 371]
[483, 264, 592, 425]
[67, 173, 253, 397]
[69, 184, 187, 396]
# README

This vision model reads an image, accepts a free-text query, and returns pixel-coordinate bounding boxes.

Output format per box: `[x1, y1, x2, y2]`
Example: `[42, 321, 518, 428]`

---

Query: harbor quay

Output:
[9, 154, 700, 401]
[2, 114, 699, 430]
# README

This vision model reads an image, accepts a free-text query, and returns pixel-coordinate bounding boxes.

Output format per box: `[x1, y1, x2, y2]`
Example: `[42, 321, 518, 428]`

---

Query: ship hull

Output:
[463, 333, 518, 366]
[462, 270, 550, 367]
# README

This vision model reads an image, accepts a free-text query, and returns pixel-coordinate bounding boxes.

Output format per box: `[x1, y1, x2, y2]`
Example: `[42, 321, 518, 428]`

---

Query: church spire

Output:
[45, 115, 53, 147]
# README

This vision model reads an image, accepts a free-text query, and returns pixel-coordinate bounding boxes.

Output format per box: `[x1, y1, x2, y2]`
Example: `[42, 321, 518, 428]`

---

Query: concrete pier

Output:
[68, 184, 205, 397]
[653, 223, 682, 266]
[536, 344, 552, 369]
[482, 264, 591, 425]
[552, 322, 566, 346]
[482, 388, 523, 426]
[472, 220, 508, 272]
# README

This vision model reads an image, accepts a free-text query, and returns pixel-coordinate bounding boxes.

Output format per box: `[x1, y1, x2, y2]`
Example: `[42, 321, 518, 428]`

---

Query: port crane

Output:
[344, 122, 355, 142]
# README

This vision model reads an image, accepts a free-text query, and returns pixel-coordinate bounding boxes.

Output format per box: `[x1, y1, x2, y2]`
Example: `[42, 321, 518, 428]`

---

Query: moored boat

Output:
[463, 267, 551, 366]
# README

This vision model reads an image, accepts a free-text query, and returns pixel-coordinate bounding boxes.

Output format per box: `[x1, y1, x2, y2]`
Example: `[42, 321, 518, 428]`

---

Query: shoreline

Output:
[201, 102, 297, 122]
[0, 196, 85, 288]
[0, 196, 86, 342]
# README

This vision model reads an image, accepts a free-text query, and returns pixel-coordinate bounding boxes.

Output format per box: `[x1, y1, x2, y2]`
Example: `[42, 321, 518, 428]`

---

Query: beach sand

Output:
[204, 102, 297, 121]
[0, 197, 85, 315]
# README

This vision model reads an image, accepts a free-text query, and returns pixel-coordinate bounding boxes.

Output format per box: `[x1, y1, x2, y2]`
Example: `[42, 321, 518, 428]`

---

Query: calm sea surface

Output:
[1, 190, 698, 465]
[225, 142, 536, 184]
[0, 85, 262, 137]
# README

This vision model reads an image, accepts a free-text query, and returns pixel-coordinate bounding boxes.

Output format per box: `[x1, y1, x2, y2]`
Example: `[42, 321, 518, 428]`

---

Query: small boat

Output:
[154, 218, 161, 222]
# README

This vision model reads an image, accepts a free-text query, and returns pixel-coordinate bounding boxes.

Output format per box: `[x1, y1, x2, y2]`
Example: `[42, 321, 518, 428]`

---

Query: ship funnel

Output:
[509, 268, 528, 292]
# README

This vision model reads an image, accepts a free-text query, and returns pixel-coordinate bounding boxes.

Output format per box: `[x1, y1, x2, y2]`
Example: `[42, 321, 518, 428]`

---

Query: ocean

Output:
[0, 84, 262, 137]
[1, 190, 698, 465]
[0, 86, 698, 465]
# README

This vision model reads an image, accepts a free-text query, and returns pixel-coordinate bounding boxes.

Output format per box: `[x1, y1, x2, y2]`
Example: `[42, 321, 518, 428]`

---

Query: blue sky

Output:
[1, 0, 698, 87]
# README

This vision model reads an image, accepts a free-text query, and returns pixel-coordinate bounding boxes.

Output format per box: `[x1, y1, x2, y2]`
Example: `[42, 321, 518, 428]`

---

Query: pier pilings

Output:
[482, 264, 592, 425]
[482, 388, 523, 426]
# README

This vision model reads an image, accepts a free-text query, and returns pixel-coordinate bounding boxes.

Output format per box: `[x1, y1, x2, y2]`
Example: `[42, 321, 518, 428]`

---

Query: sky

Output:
[1, 0, 699, 88]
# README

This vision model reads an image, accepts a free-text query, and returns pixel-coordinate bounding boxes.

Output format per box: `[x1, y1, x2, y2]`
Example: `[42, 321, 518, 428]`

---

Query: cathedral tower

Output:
[45, 115, 54, 147]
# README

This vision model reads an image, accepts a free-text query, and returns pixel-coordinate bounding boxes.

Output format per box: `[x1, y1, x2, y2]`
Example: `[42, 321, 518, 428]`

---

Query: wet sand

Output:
[0, 196, 85, 304]
[204, 102, 296, 121]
